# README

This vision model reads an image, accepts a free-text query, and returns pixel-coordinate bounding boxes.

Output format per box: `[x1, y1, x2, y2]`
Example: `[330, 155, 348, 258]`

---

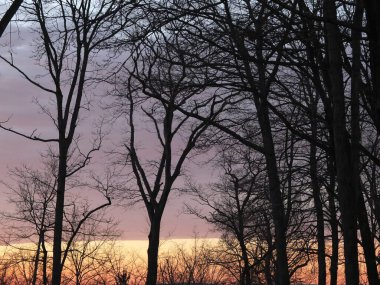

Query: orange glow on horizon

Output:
[0, 238, 375, 285]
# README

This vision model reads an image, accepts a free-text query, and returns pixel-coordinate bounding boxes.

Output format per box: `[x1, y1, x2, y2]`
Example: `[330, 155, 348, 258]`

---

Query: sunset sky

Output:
[2, 2, 378, 285]
[0, 21, 217, 241]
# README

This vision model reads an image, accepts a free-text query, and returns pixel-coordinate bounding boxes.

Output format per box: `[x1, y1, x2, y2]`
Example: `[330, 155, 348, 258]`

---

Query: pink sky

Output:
[0, 23, 217, 240]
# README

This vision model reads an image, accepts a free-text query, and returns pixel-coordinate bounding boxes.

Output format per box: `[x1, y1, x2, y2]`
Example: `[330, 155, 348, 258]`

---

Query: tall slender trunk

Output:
[324, 1, 359, 284]
[327, 158, 338, 285]
[310, 133, 326, 285]
[363, 0, 380, 130]
[328, 193, 339, 285]
[32, 231, 43, 285]
[146, 215, 162, 285]
[51, 146, 68, 285]
[257, 101, 289, 285]
[357, 186, 379, 285]
[236, 193, 251, 285]
[264, 215, 274, 285]
[298, 9, 333, 283]
[253, 22, 289, 285]
[351, 4, 379, 284]
[238, 236, 251, 285]
[369, 164, 380, 227]
[41, 233, 48, 285]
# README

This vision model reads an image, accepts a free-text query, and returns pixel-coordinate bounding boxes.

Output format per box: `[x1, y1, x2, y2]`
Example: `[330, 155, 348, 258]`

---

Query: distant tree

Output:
[115, 271, 130, 285]
[0, 161, 57, 285]
[63, 211, 119, 285]
[103, 250, 145, 285]
[0, 157, 115, 285]
[187, 148, 267, 285]
[158, 238, 230, 285]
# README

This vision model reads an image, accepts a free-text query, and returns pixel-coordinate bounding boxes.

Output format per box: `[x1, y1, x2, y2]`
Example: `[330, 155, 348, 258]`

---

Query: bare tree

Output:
[128, 2, 301, 283]
[188, 137, 314, 285]
[187, 148, 267, 285]
[0, 161, 57, 285]
[63, 210, 119, 285]
[158, 238, 230, 285]
[0, 155, 117, 285]
[112, 27, 223, 284]
[0, 0, 135, 283]
[138, 2, 380, 285]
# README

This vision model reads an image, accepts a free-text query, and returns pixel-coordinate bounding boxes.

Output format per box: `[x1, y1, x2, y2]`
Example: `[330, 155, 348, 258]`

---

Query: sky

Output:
[0, 238, 221, 259]
[0, 19, 219, 241]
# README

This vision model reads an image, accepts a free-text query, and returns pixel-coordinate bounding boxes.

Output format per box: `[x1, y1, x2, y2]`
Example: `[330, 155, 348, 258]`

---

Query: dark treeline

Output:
[0, 0, 380, 285]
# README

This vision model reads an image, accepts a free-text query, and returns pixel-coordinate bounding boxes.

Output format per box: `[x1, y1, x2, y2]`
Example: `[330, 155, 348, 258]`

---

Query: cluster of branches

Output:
[115, 0, 380, 285]
[0, 157, 119, 285]
[2, 0, 380, 285]
[0, 238, 236, 285]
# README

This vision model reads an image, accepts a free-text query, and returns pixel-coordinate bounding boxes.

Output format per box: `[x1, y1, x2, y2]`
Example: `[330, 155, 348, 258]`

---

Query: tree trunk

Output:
[257, 101, 290, 285]
[264, 252, 273, 285]
[328, 189, 339, 285]
[326, 157, 339, 285]
[308, 86, 326, 285]
[264, 215, 274, 285]
[369, 164, 380, 228]
[238, 236, 251, 285]
[51, 146, 68, 285]
[351, 4, 379, 284]
[42, 233, 48, 285]
[32, 231, 43, 285]
[146, 215, 162, 285]
[363, 0, 380, 131]
[357, 185, 379, 285]
[324, 1, 359, 284]
[76, 272, 80, 285]
[310, 137, 326, 285]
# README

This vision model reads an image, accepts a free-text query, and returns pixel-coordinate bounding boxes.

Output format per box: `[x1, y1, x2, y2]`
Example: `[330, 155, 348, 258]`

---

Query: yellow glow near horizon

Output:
[0, 238, 221, 259]
[117, 237, 220, 255]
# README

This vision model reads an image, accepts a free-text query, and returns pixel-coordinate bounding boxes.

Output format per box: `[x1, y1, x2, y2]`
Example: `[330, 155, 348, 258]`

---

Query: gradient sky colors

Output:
[0, 21, 218, 240]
